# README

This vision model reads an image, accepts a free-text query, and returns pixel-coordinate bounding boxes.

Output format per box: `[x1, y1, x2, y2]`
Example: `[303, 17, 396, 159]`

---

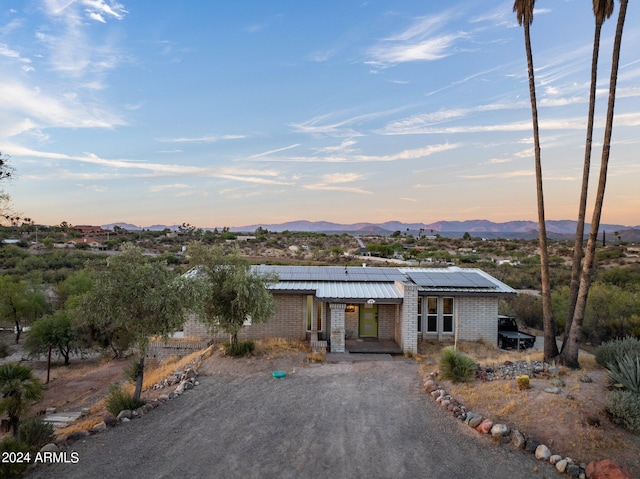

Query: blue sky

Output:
[1, 0, 639, 228]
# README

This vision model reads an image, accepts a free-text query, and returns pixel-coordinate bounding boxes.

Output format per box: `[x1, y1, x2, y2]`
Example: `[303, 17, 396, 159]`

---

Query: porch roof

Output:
[270, 281, 403, 303]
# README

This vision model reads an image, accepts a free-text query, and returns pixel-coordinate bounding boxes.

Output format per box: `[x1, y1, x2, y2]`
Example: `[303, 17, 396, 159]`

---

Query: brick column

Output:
[396, 281, 418, 354]
[330, 303, 346, 353]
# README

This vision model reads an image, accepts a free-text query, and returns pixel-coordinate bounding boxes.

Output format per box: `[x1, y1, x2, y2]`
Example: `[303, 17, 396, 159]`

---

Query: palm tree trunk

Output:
[523, 21, 558, 362]
[561, 0, 628, 368]
[563, 18, 606, 350]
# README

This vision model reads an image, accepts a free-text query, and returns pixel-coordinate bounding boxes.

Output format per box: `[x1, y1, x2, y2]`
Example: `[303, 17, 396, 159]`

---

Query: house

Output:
[183, 265, 516, 354]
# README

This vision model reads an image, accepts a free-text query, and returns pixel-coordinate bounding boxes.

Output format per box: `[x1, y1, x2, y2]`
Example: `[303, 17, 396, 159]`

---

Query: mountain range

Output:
[102, 219, 640, 240]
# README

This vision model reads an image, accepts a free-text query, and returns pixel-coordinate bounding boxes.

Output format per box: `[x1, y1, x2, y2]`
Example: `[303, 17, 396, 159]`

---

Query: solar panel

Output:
[405, 270, 496, 288]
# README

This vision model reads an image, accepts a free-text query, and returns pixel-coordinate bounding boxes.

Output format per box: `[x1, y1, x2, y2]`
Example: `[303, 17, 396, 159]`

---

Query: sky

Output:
[1, 0, 639, 229]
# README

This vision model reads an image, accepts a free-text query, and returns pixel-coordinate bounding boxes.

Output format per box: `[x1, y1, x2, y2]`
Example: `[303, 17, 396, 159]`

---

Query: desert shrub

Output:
[517, 375, 531, 390]
[0, 437, 30, 477]
[105, 384, 144, 416]
[607, 390, 640, 433]
[595, 336, 640, 368]
[607, 354, 640, 394]
[224, 340, 255, 357]
[19, 416, 55, 449]
[439, 346, 477, 383]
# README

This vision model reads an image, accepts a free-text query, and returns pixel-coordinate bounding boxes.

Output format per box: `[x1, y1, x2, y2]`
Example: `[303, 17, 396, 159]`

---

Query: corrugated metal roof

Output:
[268, 280, 402, 301]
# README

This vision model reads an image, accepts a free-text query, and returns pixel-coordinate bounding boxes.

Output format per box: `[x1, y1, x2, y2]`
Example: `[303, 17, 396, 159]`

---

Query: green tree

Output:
[0, 362, 44, 438]
[78, 244, 188, 401]
[564, 0, 615, 354]
[561, 0, 629, 368]
[0, 277, 47, 344]
[24, 311, 78, 366]
[188, 244, 276, 348]
[513, 0, 558, 362]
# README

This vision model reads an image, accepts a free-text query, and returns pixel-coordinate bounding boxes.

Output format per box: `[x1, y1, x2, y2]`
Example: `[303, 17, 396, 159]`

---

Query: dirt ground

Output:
[3, 336, 639, 477]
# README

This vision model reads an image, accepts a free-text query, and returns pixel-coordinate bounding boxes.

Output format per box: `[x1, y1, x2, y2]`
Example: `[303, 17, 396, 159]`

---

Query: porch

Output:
[345, 338, 402, 354]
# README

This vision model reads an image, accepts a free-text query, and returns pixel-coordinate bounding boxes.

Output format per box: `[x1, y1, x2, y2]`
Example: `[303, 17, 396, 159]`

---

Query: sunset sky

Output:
[1, 0, 639, 228]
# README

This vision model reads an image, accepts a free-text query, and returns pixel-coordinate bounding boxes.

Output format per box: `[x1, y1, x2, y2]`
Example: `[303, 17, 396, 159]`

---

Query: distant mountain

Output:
[100, 219, 639, 239]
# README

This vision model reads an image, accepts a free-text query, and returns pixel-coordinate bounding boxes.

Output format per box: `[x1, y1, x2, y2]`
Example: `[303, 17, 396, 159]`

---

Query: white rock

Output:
[556, 459, 568, 472]
[535, 444, 551, 461]
[549, 455, 563, 465]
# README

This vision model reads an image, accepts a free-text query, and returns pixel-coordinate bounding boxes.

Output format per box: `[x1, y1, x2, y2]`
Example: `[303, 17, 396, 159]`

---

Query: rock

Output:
[183, 368, 197, 380]
[510, 429, 526, 450]
[490, 424, 509, 439]
[91, 421, 107, 432]
[45, 407, 57, 415]
[103, 414, 117, 427]
[440, 399, 450, 409]
[117, 409, 132, 421]
[544, 387, 561, 394]
[550, 455, 563, 465]
[195, 380, 200, 386]
[556, 460, 568, 473]
[121, 417, 130, 423]
[464, 412, 477, 424]
[579, 374, 593, 383]
[424, 379, 437, 392]
[585, 459, 632, 479]
[535, 444, 551, 461]
[40, 443, 59, 453]
[567, 464, 581, 478]
[475, 418, 493, 434]
[525, 437, 540, 453]
[468, 416, 484, 428]
[159, 394, 170, 402]
[183, 381, 194, 390]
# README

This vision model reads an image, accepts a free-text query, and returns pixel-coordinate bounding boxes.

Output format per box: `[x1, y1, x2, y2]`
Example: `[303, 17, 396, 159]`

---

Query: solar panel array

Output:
[404, 270, 496, 288]
[255, 265, 407, 282]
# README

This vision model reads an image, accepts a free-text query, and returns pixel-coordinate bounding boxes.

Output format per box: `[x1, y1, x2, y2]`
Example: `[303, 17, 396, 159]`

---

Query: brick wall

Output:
[183, 294, 307, 342]
[378, 304, 396, 340]
[330, 303, 346, 352]
[455, 296, 499, 346]
[396, 281, 418, 354]
[145, 339, 209, 362]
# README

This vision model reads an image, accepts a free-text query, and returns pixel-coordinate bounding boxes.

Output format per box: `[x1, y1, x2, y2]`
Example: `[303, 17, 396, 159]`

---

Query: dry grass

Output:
[307, 351, 326, 363]
[253, 338, 311, 357]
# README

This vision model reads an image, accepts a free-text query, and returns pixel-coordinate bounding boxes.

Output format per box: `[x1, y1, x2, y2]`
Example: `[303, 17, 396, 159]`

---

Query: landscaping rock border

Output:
[423, 366, 633, 479]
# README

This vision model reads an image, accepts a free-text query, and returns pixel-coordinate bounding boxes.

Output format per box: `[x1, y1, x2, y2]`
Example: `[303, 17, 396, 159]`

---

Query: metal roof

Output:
[268, 280, 403, 302]
[251, 265, 516, 297]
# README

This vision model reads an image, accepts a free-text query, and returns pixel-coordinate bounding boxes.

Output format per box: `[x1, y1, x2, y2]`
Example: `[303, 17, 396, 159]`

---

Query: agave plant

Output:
[607, 353, 640, 394]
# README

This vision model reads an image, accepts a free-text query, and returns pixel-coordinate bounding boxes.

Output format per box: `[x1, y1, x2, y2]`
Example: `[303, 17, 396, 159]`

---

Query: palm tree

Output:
[561, 0, 629, 368]
[563, 0, 614, 353]
[0, 362, 44, 438]
[513, 0, 558, 361]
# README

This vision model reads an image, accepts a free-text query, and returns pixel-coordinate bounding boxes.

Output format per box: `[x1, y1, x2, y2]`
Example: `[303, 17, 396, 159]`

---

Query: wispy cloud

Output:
[157, 134, 246, 143]
[367, 12, 468, 66]
[149, 183, 190, 193]
[461, 169, 534, 180]
[304, 172, 371, 194]
[248, 144, 301, 159]
[248, 143, 459, 163]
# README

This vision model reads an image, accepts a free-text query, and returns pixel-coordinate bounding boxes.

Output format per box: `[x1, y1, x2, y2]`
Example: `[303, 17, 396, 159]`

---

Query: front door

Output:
[359, 303, 378, 338]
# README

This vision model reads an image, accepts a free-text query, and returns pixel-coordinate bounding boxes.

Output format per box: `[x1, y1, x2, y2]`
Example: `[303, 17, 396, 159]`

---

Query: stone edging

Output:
[422, 371, 632, 479]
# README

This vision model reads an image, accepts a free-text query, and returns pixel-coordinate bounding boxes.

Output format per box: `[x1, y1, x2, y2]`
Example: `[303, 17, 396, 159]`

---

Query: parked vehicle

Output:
[498, 315, 536, 350]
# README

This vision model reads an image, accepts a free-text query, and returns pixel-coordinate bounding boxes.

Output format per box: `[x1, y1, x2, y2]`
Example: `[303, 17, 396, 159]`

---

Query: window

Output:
[417, 297, 422, 332]
[443, 297, 454, 333]
[426, 297, 438, 333]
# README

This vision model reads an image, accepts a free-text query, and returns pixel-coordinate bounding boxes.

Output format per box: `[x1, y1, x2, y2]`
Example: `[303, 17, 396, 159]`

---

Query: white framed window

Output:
[417, 297, 422, 332]
[426, 297, 438, 333]
[443, 297, 454, 333]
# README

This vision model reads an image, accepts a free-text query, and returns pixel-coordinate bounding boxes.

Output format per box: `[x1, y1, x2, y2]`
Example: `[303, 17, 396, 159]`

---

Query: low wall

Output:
[145, 339, 209, 362]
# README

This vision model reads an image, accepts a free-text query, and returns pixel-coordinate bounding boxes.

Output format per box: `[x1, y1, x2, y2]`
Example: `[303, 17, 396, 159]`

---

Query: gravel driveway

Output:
[26, 359, 559, 479]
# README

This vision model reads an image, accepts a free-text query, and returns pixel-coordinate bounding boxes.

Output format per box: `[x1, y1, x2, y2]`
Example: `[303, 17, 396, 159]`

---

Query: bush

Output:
[439, 346, 477, 383]
[607, 354, 640, 394]
[105, 384, 144, 416]
[224, 340, 255, 357]
[607, 390, 640, 433]
[595, 336, 640, 368]
[0, 339, 8, 358]
[19, 416, 54, 449]
[0, 437, 30, 477]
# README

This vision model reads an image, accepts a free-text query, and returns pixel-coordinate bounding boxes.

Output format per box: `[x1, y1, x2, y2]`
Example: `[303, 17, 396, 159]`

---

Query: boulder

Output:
[103, 414, 117, 428]
[91, 421, 107, 432]
[550, 455, 563, 465]
[585, 460, 632, 479]
[65, 431, 89, 446]
[525, 437, 540, 453]
[535, 444, 551, 461]
[117, 410, 132, 421]
[475, 418, 493, 434]
[468, 416, 484, 428]
[490, 424, 510, 439]
[510, 429, 526, 450]
[40, 443, 59, 453]
[543, 387, 561, 394]
[556, 460, 569, 473]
